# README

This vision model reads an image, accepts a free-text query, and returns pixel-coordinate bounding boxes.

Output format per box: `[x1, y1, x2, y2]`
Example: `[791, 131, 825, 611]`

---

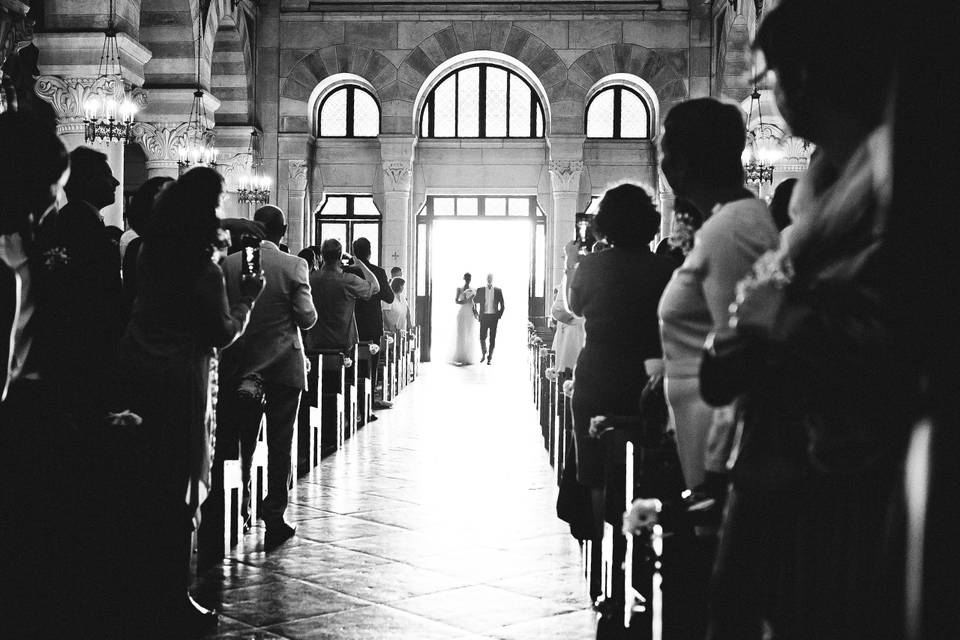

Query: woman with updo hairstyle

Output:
[117, 166, 264, 636]
[564, 182, 676, 598]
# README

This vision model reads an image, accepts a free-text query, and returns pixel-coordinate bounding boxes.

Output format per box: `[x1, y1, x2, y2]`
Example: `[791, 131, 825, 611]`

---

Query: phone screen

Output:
[243, 247, 259, 277]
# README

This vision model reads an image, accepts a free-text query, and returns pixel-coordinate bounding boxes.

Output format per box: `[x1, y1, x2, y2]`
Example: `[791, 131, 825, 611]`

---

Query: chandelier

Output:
[175, 9, 218, 171]
[237, 130, 271, 205]
[82, 0, 137, 144]
[742, 88, 783, 185]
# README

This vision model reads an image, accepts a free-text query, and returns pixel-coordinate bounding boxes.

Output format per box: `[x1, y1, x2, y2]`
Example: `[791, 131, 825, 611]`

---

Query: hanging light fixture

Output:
[175, 9, 218, 171]
[742, 88, 783, 185]
[82, 0, 137, 144]
[236, 129, 271, 205]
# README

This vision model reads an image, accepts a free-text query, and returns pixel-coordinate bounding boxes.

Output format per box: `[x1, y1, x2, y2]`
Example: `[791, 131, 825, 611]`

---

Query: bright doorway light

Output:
[430, 218, 531, 366]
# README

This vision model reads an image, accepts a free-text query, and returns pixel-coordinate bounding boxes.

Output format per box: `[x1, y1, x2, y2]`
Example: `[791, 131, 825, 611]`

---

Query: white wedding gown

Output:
[451, 287, 480, 365]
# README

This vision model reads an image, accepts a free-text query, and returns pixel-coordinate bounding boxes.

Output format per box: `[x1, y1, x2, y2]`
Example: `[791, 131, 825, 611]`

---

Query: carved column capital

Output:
[382, 161, 412, 192]
[35, 75, 149, 137]
[129, 121, 190, 162]
[548, 159, 584, 194]
[288, 159, 308, 191]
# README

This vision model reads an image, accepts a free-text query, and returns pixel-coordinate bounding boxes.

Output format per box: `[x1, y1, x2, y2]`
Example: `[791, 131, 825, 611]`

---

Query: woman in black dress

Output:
[118, 167, 264, 636]
[565, 184, 675, 601]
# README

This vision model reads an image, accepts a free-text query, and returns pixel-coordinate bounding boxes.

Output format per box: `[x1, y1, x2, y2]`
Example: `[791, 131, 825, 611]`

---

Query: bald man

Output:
[217, 205, 317, 550]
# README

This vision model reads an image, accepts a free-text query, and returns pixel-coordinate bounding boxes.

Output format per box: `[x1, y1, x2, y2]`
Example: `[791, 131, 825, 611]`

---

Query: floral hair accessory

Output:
[41, 246, 70, 270]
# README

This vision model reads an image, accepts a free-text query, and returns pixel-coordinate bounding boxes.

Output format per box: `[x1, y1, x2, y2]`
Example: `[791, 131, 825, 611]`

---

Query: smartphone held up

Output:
[241, 233, 261, 279]
[575, 212, 596, 254]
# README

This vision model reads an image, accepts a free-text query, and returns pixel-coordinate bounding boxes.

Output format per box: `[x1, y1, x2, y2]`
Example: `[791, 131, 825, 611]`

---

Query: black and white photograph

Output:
[1, 0, 956, 638]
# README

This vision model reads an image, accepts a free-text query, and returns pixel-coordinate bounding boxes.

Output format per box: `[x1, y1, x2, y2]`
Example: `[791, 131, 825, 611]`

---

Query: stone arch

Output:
[719, 15, 752, 103]
[394, 23, 566, 135]
[139, 0, 200, 87]
[565, 44, 686, 134]
[280, 45, 397, 133]
[210, 12, 253, 125]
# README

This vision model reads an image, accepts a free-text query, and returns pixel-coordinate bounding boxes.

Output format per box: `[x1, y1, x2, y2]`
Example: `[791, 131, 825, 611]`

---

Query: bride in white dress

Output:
[451, 272, 480, 365]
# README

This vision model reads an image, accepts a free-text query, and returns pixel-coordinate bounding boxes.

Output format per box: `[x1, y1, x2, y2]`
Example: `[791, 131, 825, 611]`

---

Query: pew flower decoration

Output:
[343, 357, 353, 368]
[667, 211, 698, 256]
[544, 366, 558, 382]
[41, 246, 70, 270]
[562, 379, 575, 398]
[589, 415, 617, 439]
[106, 410, 143, 428]
[729, 249, 795, 334]
[369, 344, 380, 356]
[384, 335, 395, 345]
[623, 498, 662, 536]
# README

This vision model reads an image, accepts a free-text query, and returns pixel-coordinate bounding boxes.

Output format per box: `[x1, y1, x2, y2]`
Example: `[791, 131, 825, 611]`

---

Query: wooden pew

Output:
[356, 342, 375, 427]
[382, 332, 396, 403]
[539, 349, 555, 448]
[411, 326, 421, 379]
[221, 459, 244, 554]
[398, 331, 409, 391]
[250, 415, 268, 524]
[315, 349, 346, 456]
[298, 354, 321, 476]
[343, 344, 359, 439]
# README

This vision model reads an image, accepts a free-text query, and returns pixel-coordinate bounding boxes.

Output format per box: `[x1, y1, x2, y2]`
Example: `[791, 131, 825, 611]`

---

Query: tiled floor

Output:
[195, 354, 595, 639]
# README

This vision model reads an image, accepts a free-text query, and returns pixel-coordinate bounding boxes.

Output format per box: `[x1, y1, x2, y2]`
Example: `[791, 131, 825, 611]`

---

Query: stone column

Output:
[548, 159, 584, 294]
[287, 159, 308, 253]
[34, 75, 146, 228]
[130, 88, 221, 180]
[33, 32, 151, 229]
[379, 134, 415, 275]
[129, 121, 187, 180]
[381, 160, 412, 273]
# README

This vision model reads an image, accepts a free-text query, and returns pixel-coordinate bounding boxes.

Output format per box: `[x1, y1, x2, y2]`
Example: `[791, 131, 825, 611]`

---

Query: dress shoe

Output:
[368, 414, 379, 422]
[373, 399, 393, 410]
[264, 521, 297, 551]
[486, 357, 492, 365]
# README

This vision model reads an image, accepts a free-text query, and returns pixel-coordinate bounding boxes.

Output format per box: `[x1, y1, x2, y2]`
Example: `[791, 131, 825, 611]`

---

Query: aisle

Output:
[198, 360, 595, 640]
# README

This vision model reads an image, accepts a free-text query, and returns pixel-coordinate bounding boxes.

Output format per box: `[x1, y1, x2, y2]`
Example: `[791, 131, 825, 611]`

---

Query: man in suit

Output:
[474, 273, 505, 365]
[219, 206, 317, 549]
[351, 237, 394, 410]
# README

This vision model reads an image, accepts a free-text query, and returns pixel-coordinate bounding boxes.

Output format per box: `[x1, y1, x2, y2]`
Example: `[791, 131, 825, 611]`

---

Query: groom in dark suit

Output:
[473, 273, 504, 365]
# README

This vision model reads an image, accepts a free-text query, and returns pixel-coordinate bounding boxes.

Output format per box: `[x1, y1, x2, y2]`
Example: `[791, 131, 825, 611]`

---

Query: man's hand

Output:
[240, 270, 266, 301]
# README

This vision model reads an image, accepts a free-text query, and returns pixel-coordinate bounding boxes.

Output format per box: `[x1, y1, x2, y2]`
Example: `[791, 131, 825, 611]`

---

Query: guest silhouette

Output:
[118, 167, 264, 636]
[218, 205, 317, 550]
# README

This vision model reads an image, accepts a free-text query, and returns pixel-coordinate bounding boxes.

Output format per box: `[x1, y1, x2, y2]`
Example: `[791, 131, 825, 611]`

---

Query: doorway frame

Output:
[415, 195, 546, 361]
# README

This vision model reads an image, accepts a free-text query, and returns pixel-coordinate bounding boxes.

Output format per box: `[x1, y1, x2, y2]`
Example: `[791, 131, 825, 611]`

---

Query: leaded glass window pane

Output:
[509, 75, 531, 137]
[485, 67, 508, 137]
[457, 197, 478, 216]
[457, 67, 480, 138]
[508, 197, 529, 216]
[353, 89, 379, 136]
[319, 222, 347, 249]
[321, 196, 348, 216]
[352, 222, 379, 261]
[434, 197, 455, 215]
[320, 88, 347, 137]
[485, 197, 506, 216]
[587, 88, 614, 138]
[620, 90, 648, 138]
[421, 107, 430, 137]
[535, 224, 545, 296]
[536, 107, 544, 137]
[353, 196, 380, 216]
[433, 76, 456, 137]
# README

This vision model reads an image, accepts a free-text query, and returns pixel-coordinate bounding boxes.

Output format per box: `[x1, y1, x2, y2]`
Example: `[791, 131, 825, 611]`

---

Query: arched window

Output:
[317, 85, 380, 137]
[419, 64, 545, 138]
[585, 85, 651, 139]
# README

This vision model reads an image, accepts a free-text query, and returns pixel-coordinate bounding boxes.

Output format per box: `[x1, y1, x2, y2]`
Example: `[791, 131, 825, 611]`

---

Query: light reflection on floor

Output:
[196, 359, 595, 639]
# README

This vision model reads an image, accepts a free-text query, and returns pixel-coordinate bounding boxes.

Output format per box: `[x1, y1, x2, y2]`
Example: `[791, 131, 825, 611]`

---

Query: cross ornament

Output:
[391, 251, 401, 262]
